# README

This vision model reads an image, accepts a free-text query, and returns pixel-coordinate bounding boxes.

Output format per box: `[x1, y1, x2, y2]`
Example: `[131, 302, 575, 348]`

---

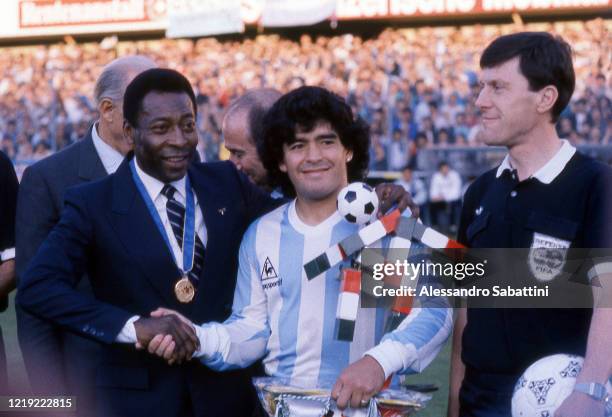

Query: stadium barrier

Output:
[370, 145, 612, 181]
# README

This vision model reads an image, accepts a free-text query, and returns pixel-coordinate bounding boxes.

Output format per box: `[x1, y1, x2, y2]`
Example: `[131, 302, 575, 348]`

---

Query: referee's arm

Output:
[556, 168, 612, 416]
[576, 170, 612, 385]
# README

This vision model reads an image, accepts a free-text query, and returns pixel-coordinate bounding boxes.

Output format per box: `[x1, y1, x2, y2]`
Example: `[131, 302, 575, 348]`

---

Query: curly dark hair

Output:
[259, 86, 370, 197]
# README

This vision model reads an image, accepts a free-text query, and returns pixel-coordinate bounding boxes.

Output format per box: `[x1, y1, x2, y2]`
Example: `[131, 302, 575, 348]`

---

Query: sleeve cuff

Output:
[193, 323, 222, 359]
[1, 248, 15, 262]
[364, 339, 413, 380]
[115, 315, 140, 343]
[588, 262, 612, 283]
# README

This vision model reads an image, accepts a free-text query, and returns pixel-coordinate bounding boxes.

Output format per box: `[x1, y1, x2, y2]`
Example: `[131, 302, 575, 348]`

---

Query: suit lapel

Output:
[78, 126, 107, 181]
[109, 157, 182, 308]
[188, 166, 233, 310]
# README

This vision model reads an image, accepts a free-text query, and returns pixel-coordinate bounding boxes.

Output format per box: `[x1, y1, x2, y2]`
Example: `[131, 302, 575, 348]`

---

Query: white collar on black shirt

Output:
[496, 139, 576, 184]
[133, 158, 186, 203]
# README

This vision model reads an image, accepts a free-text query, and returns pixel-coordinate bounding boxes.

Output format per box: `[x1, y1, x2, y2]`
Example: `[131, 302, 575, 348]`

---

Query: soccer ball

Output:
[512, 354, 611, 417]
[337, 182, 379, 225]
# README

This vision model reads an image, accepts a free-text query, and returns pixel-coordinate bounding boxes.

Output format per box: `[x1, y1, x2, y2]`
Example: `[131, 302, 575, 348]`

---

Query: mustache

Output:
[300, 162, 332, 171]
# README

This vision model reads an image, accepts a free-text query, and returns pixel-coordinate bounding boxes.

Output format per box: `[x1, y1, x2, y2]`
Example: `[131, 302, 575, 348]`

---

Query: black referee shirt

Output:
[457, 142, 612, 388]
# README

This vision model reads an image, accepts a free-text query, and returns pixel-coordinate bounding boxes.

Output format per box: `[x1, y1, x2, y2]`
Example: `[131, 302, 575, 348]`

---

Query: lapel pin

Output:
[218, 207, 226, 216]
[475, 206, 483, 216]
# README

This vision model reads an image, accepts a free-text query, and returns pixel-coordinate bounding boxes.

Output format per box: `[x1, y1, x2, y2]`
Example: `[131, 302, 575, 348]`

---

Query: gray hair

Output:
[224, 88, 282, 145]
[94, 55, 156, 105]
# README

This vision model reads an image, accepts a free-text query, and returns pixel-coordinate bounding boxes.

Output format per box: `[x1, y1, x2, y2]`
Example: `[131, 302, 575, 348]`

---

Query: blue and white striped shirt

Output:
[195, 201, 452, 385]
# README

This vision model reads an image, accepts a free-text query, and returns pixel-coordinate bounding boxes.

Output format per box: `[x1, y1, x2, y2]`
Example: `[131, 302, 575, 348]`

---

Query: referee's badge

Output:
[528, 232, 570, 282]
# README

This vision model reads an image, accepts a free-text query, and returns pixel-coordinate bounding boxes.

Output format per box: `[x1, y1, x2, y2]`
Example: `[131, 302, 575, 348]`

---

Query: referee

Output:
[448, 32, 612, 417]
[0, 150, 18, 393]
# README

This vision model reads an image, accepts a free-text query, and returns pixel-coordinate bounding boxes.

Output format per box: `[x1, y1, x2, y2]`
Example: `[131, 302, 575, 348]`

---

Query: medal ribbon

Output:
[130, 159, 196, 275]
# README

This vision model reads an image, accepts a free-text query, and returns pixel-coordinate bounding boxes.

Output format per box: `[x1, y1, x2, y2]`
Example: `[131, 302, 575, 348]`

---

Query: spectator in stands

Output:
[395, 166, 429, 224]
[442, 93, 465, 125]
[385, 128, 410, 171]
[369, 133, 388, 171]
[430, 102, 450, 132]
[454, 112, 471, 141]
[32, 141, 51, 160]
[15, 141, 33, 162]
[0, 18, 609, 174]
[420, 116, 437, 144]
[0, 137, 15, 160]
[455, 133, 468, 147]
[558, 116, 574, 138]
[436, 129, 452, 148]
[429, 161, 462, 234]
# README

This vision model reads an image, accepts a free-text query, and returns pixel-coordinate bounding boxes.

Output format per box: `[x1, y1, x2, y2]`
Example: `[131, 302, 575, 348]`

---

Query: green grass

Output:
[1, 294, 29, 392]
[409, 339, 451, 417]
[1, 293, 452, 415]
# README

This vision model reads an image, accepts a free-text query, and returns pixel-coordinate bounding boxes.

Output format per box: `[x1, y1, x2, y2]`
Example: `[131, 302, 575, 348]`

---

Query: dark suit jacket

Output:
[0, 150, 18, 394]
[18, 155, 277, 417]
[15, 129, 106, 411]
[0, 150, 18, 255]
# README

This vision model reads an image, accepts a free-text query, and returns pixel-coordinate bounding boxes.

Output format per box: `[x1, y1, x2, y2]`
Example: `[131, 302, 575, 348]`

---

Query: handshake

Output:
[133, 308, 197, 365]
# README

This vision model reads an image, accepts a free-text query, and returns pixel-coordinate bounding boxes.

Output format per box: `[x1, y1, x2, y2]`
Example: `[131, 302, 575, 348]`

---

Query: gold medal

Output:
[174, 276, 195, 303]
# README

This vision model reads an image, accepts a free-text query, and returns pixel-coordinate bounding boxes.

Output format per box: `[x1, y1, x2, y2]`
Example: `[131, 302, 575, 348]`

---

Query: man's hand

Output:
[554, 391, 605, 417]
[331, 356, 386, 409]
[374, 183, 418, 218]
[146, 308, 195, 364]
[133, 315, 198, 364]
[150, 307, 192, 324]
[0, 259, 16, 298]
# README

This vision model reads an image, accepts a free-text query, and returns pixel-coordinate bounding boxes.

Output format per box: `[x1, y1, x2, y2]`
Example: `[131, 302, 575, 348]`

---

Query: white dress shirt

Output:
[0, 248, 15, 262]
[116, 158, 206, 343]
[91, 124, 124, 175]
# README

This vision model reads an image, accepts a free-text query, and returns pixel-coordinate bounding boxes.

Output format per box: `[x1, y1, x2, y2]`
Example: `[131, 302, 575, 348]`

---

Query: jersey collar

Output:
[496, 139, 576, 184]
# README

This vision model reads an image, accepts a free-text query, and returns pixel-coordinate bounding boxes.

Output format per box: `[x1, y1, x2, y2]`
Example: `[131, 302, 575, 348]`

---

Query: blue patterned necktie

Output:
[161, 184, 204, 285]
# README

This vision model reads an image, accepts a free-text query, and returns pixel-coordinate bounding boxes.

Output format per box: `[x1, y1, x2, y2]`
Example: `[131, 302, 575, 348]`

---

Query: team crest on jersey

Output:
[261, 257, 278, 280]
[528, 233, 570, 282]
[261, 257, 282, 290]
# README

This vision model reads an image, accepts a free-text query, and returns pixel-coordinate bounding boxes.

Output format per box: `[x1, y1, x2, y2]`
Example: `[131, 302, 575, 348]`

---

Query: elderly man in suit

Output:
[223, 88, 281, 191]
[18, 68, 280, 417]
[15, 55, 156, 412]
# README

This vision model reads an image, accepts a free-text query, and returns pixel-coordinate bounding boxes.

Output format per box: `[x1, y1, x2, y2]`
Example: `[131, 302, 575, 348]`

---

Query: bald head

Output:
[94, 55, 157, 105]
[95, 55, 156, 155]
[223, 88, 281, 188]
[225, 88, 281, 125]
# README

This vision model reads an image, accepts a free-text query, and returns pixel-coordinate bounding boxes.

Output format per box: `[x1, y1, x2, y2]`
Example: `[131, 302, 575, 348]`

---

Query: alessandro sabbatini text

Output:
[360, 248, 606, 309]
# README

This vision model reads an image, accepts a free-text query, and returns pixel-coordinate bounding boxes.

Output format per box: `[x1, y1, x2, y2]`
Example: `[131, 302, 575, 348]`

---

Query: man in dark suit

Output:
[18, 68, 278, 417]
[15, 55, 156, 412]
[0, 150, 18, 394]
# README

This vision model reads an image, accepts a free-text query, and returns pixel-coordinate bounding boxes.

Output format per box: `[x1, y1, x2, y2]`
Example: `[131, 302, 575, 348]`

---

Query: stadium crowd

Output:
[0, 18, 610, 179]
